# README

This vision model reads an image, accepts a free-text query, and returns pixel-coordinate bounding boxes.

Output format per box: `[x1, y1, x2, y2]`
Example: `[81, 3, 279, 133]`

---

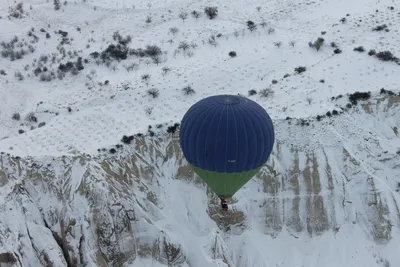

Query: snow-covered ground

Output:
[0, 0, 400, 266]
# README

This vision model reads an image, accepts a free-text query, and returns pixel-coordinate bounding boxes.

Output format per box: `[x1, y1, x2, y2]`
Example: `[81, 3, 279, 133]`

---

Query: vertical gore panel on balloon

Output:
[182, 102, 209, 164]
[179, 101, 206, 163]
[186, 104, 217, 168]
[203, 105, 223, 171]
[236, 104, 258, 170]
[233, 106, 249, 172]
[225, 105, 239, 173]
[193, 104, 219, 169]
[247, 105, 268, 165]
[214, 105, 229, 173]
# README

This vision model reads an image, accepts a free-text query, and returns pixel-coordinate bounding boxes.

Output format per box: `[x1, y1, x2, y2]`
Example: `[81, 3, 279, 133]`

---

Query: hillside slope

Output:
[1, 94, 400, 267]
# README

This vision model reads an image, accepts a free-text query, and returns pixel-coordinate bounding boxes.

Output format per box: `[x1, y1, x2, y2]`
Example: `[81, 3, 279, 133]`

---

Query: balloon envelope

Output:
[179, 94, 275, 198]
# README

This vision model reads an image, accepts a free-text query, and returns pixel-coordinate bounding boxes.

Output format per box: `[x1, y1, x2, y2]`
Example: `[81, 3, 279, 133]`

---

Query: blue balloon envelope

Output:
[179, 94, 275, 198]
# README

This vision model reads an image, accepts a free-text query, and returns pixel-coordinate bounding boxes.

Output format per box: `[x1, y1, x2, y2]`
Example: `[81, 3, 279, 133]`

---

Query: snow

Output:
[0, 0, 400, 266]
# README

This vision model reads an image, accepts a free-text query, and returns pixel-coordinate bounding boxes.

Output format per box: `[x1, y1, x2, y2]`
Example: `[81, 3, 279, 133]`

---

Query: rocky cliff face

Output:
[0, 95, 399, 267]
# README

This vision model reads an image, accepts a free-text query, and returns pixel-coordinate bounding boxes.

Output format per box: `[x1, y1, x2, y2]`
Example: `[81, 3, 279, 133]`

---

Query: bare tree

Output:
[162, 66, 171, 75]
[274, 41, 282, 48]
[147, 88, 159, 98]
[178, 41, 190, 51]
[179, 12, 188, 22]
[259, 88, 274, 98]
[152, 56, 162, 65]
[169, 27, 179, 35]
[191, 10, 201, 19]
[208, 35, 217, 47]
[145, 15, 152, 23]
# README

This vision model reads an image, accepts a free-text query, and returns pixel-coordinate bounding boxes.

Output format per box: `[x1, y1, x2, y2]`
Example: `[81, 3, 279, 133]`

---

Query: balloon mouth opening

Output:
[216, 95, 240, 105]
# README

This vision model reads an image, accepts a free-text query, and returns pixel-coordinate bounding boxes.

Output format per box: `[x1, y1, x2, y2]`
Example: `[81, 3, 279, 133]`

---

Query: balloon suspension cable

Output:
[220, 197, 228, 212]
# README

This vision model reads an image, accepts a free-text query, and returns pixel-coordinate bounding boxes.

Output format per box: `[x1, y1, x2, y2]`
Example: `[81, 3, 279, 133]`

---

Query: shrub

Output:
[380, 88, 396, 96]
[247, 21, 257, 32]
[167, 123, 180, 134]
[145, 45, 162, 57]
[14, 71, 24, 80]
[12, 113, 21, 121]
[312, 37, 324, 51]
[375, 51, 398, 62]
[204, 7, 218, 19]
[368, 49, 376, 56]
[294, 66, 306, 74]
[353, 46, 365, 52]
[372, 24, 387, 31]
[348, 91, 371, 105]
[26, 112, 37, 122]
[9, 2, 24, 19]
[93, 44, 129, 62]
[333, 48, 342, 54]
[228, 51, 237, 57]
[248, 89, 257, 96]
[141, 74, 150, 81]
[121, 135, 134, 144]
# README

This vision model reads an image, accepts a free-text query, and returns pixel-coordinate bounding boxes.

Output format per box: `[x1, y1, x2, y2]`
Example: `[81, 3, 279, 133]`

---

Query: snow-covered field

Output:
[0, 0, 400, 266]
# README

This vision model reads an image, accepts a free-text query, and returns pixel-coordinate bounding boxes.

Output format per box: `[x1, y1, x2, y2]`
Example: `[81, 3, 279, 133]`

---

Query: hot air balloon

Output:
[179, 94, 275, 211]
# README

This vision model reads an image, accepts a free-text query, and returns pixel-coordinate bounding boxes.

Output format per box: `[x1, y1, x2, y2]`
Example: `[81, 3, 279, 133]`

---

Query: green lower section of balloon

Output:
[190, 164, 262, 198]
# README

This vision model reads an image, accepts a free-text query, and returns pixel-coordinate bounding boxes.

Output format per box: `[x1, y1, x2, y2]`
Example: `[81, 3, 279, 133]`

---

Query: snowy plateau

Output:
[0, 0, 400, 266]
